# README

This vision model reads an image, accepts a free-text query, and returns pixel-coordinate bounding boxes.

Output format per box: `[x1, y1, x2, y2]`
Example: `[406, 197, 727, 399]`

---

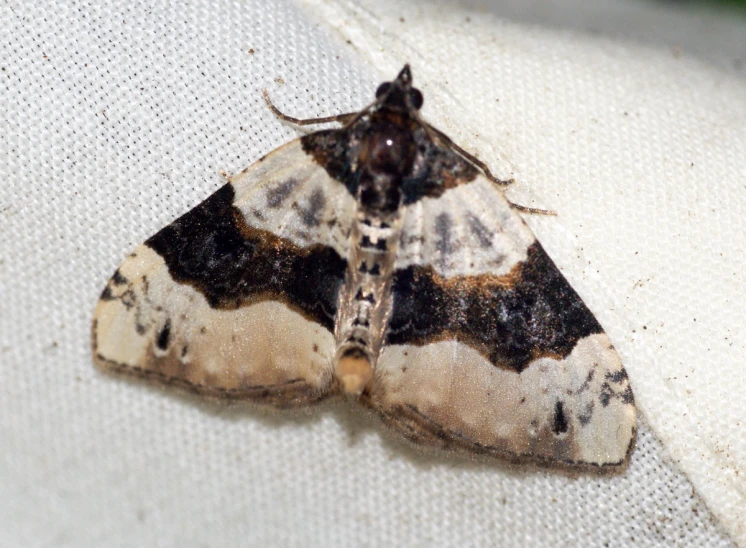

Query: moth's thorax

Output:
[356, 112, 418, 215]
[301, 110, 477, 215]
[359, 113, 417, 173]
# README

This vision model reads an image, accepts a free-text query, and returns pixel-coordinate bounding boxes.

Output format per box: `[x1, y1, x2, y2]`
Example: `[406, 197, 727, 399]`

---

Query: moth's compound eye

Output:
[376, 82, 392, 99]
[409, 88, 423, 110]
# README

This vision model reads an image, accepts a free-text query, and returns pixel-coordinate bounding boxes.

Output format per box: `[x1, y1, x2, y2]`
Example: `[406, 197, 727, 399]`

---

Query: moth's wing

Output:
[92, 139, 355, 407]
[368, 175, 636, 467]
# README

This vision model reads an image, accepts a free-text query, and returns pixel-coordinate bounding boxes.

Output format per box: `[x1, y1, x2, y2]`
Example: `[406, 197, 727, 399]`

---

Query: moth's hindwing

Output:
[368, 176, 636, 467]
[92, 140, 355, 406]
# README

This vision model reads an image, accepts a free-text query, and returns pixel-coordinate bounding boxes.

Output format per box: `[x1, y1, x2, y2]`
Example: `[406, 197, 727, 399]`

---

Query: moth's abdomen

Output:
[334, 210, 402, 395]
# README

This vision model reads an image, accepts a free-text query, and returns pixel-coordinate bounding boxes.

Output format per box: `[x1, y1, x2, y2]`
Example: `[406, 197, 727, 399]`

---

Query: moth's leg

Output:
[509, 203, 556, 215]
[262, 89, 357, 126]
[424, 122, 556, 215]
[423, 122, 513, 187]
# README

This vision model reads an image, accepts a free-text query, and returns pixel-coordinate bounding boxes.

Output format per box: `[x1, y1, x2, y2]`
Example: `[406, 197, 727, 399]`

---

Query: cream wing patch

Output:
[93, 246, 337, 406]
[397, 175, 535, 278]
[372, 334, 635, 466]
[231, 139, 356, 256]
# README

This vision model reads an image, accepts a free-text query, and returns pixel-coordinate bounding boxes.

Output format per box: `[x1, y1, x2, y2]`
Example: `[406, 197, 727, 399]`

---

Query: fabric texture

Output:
[2, 0, 744, 545]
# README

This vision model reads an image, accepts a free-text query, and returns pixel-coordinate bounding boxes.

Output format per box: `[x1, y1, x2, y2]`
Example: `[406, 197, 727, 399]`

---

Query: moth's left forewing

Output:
[369, 176, 636, 468]
[92, 139, 353, 406]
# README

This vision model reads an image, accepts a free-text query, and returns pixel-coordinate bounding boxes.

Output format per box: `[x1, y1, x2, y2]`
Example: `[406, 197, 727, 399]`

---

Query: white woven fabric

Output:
[2, 0, 744, 546]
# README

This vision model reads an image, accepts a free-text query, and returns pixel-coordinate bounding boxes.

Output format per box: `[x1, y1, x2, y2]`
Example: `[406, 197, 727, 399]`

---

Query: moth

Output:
[92, 65, 636, 469]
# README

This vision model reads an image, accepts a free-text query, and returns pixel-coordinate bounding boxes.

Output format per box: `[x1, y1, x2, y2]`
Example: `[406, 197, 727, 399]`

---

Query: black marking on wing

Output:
[145, 184, 346, 331]
[434, 212, 455, 268]
[298, 187, 326, 227]
[385, 242, 603, 372]
[266, 179, 299, 208]
[600, 370, 635, 406]
[605, 370, 628, 383]
[156, 320, 171, 350]
[467, 213, 494, 248]
[552, 401, 569, 435]
[111, 269, 128, 286]
[577, 401, 595, 426]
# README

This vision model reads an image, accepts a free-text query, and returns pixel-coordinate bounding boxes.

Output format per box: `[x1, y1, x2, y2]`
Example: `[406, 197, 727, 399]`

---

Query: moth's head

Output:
[375, 64, 424, 113]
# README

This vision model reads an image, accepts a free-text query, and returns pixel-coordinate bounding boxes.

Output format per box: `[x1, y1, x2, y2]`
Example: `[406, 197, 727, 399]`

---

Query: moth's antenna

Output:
[412, 111, 556, 215]
[339, 99, 378, 129]
[410, 109, 439, 144]
[262, 89, 361, 126]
